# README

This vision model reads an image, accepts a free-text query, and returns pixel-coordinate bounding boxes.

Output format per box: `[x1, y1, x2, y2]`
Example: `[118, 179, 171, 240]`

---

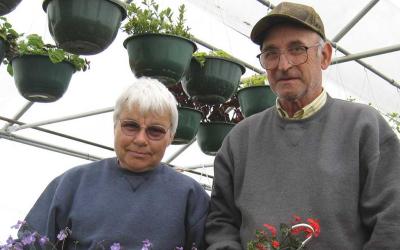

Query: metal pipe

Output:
[331, 43, 400, 89]
[255, 0, 275, 9]
[0, 115, 114, 151]
[1, 102, 34, 131]
[332, 0, 380, 43]
[7, 106, 114, 132]
[165, 138, 196, 163]
[0, 131, 103, 161]
[332, 44, 400, 64]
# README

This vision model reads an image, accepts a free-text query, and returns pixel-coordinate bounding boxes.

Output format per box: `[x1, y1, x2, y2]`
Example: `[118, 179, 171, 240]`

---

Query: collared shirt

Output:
[276, 89, 327, 120]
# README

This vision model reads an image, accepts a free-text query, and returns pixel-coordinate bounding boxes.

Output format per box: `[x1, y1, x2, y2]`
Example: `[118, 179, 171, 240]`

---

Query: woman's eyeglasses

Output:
[119, 120, 170, 141]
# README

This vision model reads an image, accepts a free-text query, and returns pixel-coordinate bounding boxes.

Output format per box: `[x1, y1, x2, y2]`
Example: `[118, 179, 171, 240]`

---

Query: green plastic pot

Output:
[124, 33, 197, 87]
[11, 55, 75, 102]
[42, 0, 127, 55]
[237, 85, 276, 117]
[172, 107, 202, 145]
[0, 39, 5, 65]
[0, 0, 22, 16]
[197, 121, 235, 156]
[182, 56, 245, 105]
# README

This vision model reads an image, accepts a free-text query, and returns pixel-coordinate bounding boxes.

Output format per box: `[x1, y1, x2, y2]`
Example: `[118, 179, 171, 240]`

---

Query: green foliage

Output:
[192, 49, 232, 67]
[0, 16, 21, 61]
[122, 0, 192, 38]
[240, 74, 268, 88]
[5, 34, 90, 76]
[386, 112, 400, 134]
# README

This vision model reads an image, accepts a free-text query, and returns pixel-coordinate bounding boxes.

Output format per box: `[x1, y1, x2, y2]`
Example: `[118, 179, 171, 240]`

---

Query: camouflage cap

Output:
[250, 2, 325, 45]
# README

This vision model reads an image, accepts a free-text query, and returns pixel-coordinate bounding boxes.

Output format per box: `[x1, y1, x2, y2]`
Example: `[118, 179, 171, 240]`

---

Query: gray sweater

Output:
[24, 158, 210, 249]
[206, 96, 400, 249]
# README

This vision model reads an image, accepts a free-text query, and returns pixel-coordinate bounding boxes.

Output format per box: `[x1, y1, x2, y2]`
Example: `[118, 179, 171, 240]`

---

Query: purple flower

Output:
[176, 247, 183, 250]
[141, 239, 152, 250]
[39, 236, 49, 246]
[110, 242, 121, 250]
[6, 236, 14, 245]
[21, 233, 36, 245]
[10, 220, 26, 230]
[57, 229, 68, 241]
[13, 242, 23, 250]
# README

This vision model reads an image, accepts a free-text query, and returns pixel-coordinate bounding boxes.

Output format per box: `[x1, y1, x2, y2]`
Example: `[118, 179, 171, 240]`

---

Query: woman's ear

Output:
[321, 42, 333, 70]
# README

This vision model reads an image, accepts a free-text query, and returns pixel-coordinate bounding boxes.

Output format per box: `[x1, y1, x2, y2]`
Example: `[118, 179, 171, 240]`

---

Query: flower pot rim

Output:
[123, 33, 197, 51]
[178, 106, 203, 114]
[192, 56, 246, 74]
[200, 121, 236, 126]
[42, 0, 128, 20]
[237, 84, 271, 93]
[11, 54, 76, 72]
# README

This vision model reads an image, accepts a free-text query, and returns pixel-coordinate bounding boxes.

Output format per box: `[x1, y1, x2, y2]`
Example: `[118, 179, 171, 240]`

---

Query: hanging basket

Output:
[197, 121, 235, 156]
[172, 107, 202, 145]
[181, 56, 245, 105]
[42, 0, 127, 55]
[0, 39, 5, 65]
[0, 0, 22, 16]
[123, 33, 197, 87]
[237, 85, 276, 117]
[11, 55, 75, 103]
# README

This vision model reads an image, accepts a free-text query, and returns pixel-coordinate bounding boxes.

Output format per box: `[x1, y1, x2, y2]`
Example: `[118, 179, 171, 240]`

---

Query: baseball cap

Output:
[250, 2, 325, 45]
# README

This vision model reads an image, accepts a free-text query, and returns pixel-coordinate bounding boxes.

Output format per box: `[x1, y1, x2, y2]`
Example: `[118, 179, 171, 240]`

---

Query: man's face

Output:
[261, 24, 331, 105]
[114, 105, 173, 172]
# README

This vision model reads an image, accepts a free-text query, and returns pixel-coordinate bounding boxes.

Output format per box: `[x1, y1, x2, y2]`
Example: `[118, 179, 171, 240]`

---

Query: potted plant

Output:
[42, 0, 127, 55]
[237, 74, 276, 117]
[196, 94, 243, 156]
[0, 0, 22, 16]
[168, 83, 202, 145]
[122, 0, 197, 86]
[5, 34, 90, 102]
[0, 17, 20, 66]
[182, 50, 246, 105]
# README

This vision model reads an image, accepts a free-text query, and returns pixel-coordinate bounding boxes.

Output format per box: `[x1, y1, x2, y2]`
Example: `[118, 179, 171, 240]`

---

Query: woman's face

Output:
[114, 105, 173, 172]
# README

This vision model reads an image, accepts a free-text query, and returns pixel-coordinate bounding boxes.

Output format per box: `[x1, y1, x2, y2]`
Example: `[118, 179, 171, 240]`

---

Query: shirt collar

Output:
[277, 89, 327, 120]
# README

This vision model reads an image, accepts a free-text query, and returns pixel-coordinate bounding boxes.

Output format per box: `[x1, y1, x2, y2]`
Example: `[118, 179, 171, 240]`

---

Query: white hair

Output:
[113, 77, 178, 135]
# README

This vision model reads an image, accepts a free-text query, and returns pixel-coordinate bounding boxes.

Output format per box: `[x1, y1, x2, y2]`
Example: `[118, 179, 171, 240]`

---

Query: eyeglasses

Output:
[119, 119, 170, 141]
[257, 44, 322, 70]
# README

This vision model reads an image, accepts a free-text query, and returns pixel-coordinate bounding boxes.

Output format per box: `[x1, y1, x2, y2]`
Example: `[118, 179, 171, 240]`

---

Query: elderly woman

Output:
[21, 78, 210, 249]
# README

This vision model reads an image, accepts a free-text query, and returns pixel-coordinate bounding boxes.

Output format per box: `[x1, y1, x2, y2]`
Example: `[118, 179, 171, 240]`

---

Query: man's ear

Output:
[321, 42, 332, 70]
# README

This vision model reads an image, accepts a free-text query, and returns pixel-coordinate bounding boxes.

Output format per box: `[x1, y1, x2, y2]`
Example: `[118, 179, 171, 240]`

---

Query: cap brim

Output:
[250, 14, 324, 45]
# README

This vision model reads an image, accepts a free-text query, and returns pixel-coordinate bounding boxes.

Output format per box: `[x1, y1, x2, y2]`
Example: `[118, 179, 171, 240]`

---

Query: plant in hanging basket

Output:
[0, 16, 20, 66]
[237, 74, 276, 117]
[42, 0, 127, 55]
[182, 49, 246, 105]
[5, 34, 90, 102]
[122, 0, 197, 86]
[168, 83, 202, 145]
[0, 0, 22, 16]
[196, 94, 243, 155]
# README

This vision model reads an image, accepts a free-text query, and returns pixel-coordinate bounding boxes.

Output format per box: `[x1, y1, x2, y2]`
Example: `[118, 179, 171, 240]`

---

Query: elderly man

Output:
[20, 78, 210, 249]
[206, 2, 400, 249]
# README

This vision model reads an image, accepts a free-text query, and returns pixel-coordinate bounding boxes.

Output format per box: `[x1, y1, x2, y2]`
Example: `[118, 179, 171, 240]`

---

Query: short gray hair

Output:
[113, 77, 178, 135]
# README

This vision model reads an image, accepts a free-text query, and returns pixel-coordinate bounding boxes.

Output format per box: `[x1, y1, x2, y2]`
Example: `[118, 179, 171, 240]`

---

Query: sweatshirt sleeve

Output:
[185, 182, 210, 250]
[22, 176, 64, 242]
[205, 135, 242, 250]
[359, 113, 400, 249]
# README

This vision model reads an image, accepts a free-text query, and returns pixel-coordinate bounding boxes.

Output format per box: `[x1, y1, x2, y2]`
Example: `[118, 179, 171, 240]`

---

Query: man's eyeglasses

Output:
[257, 44, 322, 70]
[119, 120, 170, 141]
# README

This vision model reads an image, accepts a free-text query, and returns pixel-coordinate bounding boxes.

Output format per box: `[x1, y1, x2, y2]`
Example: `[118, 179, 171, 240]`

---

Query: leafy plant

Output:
[168, 82, 200, 109]
[199, 94, 243, 123]
[240, 74, 268, 89]
[247, 216, 320, 250]
[192, 49, 232, 66]
[5, 34, 90, 76]
[1, 220, 198, 250]
[122, 0, 192, 38]
[0, 17, 21, 62]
